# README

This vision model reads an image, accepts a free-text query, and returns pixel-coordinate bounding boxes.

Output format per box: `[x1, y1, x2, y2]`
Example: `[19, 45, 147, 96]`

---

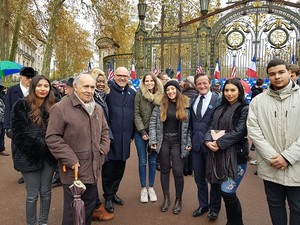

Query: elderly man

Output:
[247, 59, 300, 225]
[102, 66, 136, 213]
[46, 74, 110, 225]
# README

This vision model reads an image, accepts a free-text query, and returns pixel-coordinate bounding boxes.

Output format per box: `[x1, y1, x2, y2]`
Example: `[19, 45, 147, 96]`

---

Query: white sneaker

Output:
[140, 187, 148, 203]
[148, 187, 157, 202]
[250, 160, 258, 165]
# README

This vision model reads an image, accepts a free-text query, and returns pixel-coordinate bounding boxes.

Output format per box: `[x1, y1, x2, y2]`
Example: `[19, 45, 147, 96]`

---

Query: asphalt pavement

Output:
[0, 138, 272, 225]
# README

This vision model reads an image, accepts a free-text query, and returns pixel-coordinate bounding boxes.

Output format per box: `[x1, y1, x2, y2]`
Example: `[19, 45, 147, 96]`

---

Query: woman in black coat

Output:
[205, 78, 249, 225]
[11, 75, 57, 225]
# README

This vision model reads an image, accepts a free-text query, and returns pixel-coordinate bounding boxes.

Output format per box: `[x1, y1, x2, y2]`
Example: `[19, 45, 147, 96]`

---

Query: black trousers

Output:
[62, 183, 97, 225]
[102, 160, 126, 200]
[159, 133, 184, 198]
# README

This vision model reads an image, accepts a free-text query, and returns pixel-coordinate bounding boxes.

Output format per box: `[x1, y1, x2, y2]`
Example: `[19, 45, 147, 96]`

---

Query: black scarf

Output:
[206, 102, 241, 184]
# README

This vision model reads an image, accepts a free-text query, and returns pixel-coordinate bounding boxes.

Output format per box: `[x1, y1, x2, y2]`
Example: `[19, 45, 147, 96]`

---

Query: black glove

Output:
[5, 129, 12, 139]
[180, 149, 190, 159]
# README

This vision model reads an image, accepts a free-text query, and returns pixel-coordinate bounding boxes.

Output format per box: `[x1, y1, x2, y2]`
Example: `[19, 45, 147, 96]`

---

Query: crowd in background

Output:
[0, 60, 299, 225]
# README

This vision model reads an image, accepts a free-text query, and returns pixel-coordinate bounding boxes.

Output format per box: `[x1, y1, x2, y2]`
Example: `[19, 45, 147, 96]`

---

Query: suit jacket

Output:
[190, 92, 220, 153]
[4, 84, 24, 129]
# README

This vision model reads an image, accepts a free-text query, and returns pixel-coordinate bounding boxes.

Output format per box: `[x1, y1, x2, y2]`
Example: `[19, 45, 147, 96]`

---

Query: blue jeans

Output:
[22, 161, 55, 225]
[264, 180, 300, 225]
[134, 132, 157, 187]
[221, 163, 247, 193]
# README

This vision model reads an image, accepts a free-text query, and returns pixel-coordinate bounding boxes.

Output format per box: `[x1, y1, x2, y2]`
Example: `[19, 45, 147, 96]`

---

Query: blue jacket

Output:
[106, 81, 136, 161]
[190, 92, 220, 153]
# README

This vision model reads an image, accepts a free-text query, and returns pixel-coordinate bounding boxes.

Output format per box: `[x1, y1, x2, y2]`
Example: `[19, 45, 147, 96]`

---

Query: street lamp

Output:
[199, 0, 210, 15]
[138, 0, 147, 21]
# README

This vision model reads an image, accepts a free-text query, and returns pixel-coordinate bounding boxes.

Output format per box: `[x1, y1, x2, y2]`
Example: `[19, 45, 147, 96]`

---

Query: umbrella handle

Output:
[62, 165, 67, 172]
[62, 164, 79, 180]
[74, 166, 79, 181]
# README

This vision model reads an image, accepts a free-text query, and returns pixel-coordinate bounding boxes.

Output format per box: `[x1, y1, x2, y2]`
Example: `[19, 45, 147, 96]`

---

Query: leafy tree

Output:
[54, 9, 93, 79]
[0, 0, 10, 60]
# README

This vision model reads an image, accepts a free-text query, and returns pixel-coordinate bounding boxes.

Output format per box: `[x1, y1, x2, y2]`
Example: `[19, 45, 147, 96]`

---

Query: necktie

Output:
[196, 95, 205, 119]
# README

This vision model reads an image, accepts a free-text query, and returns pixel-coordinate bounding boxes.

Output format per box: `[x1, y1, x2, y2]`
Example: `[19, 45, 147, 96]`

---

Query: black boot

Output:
[172, 197, 182, 215]
[222, 192, 244, 225]
[160, 195, 170, 212]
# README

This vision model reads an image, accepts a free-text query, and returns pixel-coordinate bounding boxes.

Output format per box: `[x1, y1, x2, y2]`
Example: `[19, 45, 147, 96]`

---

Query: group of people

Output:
[2, 58, 300, 225]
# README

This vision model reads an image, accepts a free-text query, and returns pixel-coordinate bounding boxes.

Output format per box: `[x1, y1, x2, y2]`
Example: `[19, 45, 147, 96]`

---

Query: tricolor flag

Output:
[230, 60, 237, 78]
[131, 60, 136, 79]
[153, 62, 158, 76]
[176, 59, 181, 80]
[107, 62, 115, 80]
[197, 58, 203, 74]
[214, 59, 220, 80]
[246, 56, 258, 79]
[291, 54, 295, 64]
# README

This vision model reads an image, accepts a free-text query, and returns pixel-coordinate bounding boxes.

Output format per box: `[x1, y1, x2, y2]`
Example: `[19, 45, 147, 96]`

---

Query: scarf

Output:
[206, 102, 241, 184]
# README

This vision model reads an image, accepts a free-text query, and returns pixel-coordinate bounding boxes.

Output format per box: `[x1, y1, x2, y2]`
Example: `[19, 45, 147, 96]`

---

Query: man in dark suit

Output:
[4, 66, 35, 183]
[190, 73, 221, 220]
[165, 65, 174, 79]
[102, 67, 136, 214]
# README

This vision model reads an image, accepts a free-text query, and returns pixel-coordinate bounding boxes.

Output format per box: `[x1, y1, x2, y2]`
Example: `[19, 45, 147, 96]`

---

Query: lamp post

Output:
[138, 0, 147, 30]
[200, 0, 210, 15]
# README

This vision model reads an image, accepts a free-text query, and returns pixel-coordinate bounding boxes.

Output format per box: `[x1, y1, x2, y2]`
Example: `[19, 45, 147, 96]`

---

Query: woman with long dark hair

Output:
[11, 75, 57, 225]
[149, 80, 191, 214]
[205, 78, 249, 225]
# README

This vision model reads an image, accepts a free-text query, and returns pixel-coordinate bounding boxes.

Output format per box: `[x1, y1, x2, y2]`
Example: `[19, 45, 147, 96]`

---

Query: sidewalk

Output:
[0, 138, 270, 225]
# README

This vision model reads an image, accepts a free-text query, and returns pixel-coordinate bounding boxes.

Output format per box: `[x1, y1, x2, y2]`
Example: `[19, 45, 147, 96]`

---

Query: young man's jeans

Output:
[22, 161, 55, 225]
[263, 180, 300, 225]
[134, 132, 157, 187]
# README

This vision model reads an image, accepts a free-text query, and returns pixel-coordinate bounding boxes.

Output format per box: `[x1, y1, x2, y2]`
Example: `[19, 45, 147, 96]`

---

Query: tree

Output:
[40, 0, 66, 77]
[0, 0, 10, 60]
[54, 9, 93, 79]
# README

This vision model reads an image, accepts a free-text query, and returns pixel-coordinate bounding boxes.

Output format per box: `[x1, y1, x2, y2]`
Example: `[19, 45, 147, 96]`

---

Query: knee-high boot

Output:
[222, 192, 244, 225]
[160, 195, 170, 212]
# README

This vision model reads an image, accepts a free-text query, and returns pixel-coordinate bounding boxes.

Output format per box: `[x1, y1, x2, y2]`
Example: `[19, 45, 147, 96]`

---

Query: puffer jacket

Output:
[148, 96, 192, 154]
[247, 80, 300, 186]
[12, 99, 57, 172]
[134, 77, 164, 136]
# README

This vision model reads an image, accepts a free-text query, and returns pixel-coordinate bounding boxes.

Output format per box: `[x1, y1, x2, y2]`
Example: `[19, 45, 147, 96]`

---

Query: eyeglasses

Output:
[115, 74, 129, 79]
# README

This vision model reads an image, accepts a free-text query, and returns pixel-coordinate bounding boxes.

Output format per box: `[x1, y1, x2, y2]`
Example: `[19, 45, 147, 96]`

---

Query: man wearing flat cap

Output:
[3, 67, 35, 182]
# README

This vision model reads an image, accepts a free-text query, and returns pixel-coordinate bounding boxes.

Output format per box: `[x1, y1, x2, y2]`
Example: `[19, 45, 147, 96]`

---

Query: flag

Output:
[214, 59, 220, 80]
[176, 59, 181, 80]
[291, 54, 295, 64]
[197, 58, 203, 74]
[107, 62, 114, 80]
[88, 61, 92, 72]
[153, 62, 158, 76]
[230, 60, 236, 78]
[246, 56, 258, 79]
[131, 60, 136, 79]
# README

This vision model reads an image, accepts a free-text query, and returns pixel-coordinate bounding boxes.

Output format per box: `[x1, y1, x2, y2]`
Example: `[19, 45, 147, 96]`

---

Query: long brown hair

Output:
[142, 73, 159, 93]
[160, 88, 188, 122]
[27, 75, 56, 125]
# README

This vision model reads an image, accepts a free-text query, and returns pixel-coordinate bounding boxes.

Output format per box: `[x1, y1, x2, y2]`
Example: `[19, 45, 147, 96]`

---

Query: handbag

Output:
[211, 130, 225, 141]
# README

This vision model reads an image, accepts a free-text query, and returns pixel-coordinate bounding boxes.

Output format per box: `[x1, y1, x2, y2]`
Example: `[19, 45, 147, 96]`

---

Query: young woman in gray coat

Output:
[149, 80, 192, 215]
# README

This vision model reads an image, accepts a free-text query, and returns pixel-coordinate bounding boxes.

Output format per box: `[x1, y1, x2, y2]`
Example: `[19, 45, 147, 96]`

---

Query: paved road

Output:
[0, 138, 271, 225]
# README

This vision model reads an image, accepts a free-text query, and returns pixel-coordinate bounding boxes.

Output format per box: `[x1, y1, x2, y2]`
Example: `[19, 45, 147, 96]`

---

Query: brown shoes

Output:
[93, 204, 115, 221]
[0, 151, 9, 156]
